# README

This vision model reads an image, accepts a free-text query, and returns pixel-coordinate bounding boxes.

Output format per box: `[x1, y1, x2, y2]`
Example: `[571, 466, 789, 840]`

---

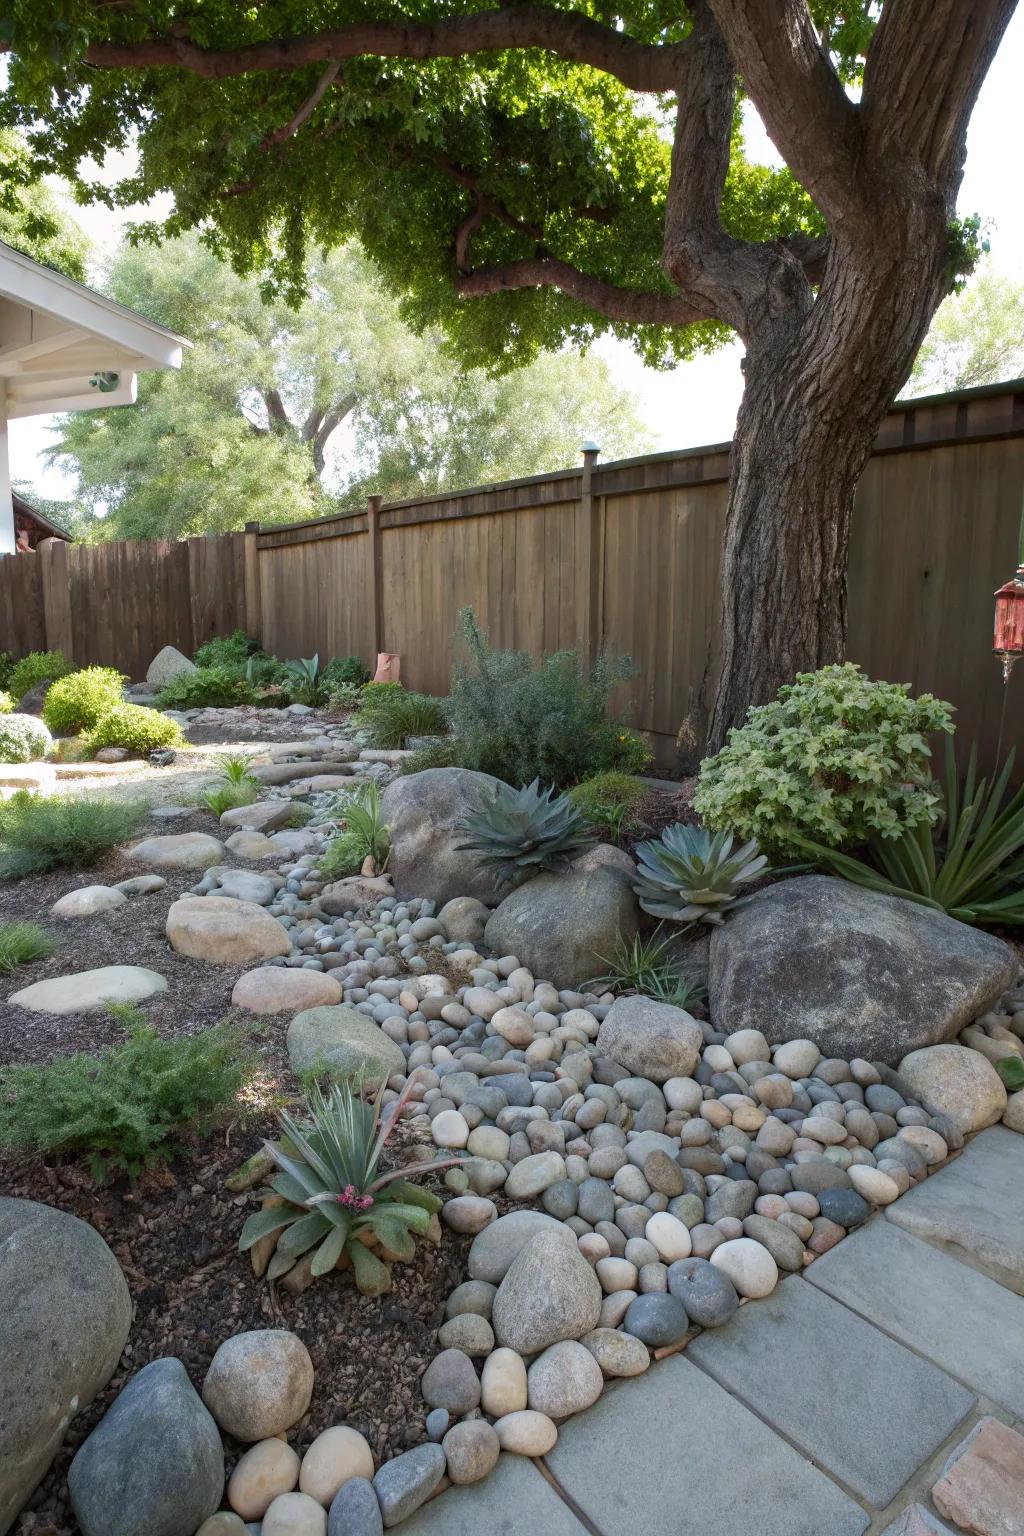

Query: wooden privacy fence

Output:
[3, 377, 1023, 772]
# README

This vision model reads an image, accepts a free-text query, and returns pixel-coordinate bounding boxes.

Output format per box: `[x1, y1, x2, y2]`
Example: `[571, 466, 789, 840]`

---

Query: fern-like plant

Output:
[455, 778, 594, 889]
[633, 822, 768, 924]
[239, 1075, 458, 1295]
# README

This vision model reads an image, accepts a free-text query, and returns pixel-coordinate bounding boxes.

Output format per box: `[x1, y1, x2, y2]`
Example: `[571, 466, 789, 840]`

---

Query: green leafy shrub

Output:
[0, 713, 52, 764]
[444, 608, 638, 788]
[0, 690, 14, 715]
[42, 666, 126, 735]
[322, 655, 370, 689]
[399, 739, 462, 775]
[155, 665, 260, 709]
[588, 930, 706, 1010]
[0, 652, 12, 690]
[455, 778, 594, 890]
[194, 629, 258, 668]
[85, 703, 184, 756]
[239, 1075, 455, 1294]
[8, 649, 71, 703]
[797, 738, 1024, 926]
[0, 790, 149, 878]
[354, 685, 447, 748]
[326, 682, 361, 711]
[694, 663, 954, 856]
[633, 823, 768, 925]
[0, 1013, 254, 1182]
[569, 772, 655, 844]
[321, 783, 389, 879]
[0, 920, 56, 974]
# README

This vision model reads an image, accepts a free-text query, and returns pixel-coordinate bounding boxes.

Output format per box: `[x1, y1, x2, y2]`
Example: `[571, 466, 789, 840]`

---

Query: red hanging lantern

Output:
[994, 564, 1024, 675]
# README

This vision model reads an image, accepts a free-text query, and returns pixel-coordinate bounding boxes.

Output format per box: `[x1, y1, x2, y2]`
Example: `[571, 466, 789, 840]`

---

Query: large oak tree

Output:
[2, 1, 1015, 743]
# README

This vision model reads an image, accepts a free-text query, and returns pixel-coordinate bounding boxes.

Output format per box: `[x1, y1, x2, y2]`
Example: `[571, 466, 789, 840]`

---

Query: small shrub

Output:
[454, 778, 594, 890]
[8, 649, 71, 703]
[354, 685, 447, 749]
[0, 920, 56, 974]
[0, 1012, 254, 1182]
[193, 629, 258, 668]
[321, 783, 389, 879]
[322, 655, 370, 688]
[444, 608, 637, 788]
[0, 651, 12, 689]
[633, 823, 768, 925]
[0, 690, 13, 714]
[326, 682, 361, 711]
[155, 666, 260, 710]
[42, 666, 126, 735]
[85, 704, 184, 756]
[694, 663, 954, 856]
[568, 772, 655, 844]
[198, 754, 260, 814]
[0, 713, 52, 764]
[0, 791, 149, 878]
[399, 739, 463, 775]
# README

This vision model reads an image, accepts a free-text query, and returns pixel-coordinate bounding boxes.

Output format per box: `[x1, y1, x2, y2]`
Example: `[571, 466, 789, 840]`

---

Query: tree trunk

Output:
[706, 212, 951, 752]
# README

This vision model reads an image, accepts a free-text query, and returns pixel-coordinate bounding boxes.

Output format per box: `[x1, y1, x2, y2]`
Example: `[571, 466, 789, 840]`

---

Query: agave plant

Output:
[239, 1074, 460, 1295]
[282, 654, 323, 705]
[793, 738, 1024, 926]
[455, 778, 594, 889]
[633, 822, 768, 924]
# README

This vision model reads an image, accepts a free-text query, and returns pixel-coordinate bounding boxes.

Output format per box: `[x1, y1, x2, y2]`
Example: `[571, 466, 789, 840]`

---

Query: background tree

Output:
[51, 235, 649, 537]
[908, 265, 1024, 396]
[3, 0, 1015, 741]
[0, 128, 89, 280]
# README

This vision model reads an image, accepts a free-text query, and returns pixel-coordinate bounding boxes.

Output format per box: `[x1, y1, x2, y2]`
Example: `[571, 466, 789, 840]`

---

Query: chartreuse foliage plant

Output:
[695, 664, 954, 857]
[155, 665, 261, 710]
[84, 704, 184, 756]
[8, 650, 71, 703]
[0, 692, 13, 715]
[455, 778, 594, 889]
[796, 739, 1024, 927]
[0, 791, 148, 879]
[42, 667, 125, 735]
[0, 1009, 254, 1183]
[239, 1075, 458, 1295]
[633, 823, 768, 925]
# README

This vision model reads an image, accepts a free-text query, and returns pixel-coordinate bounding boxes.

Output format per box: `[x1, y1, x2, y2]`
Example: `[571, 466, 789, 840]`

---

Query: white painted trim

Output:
[7, 373, 139, 417]
[0, 396, 12, 556]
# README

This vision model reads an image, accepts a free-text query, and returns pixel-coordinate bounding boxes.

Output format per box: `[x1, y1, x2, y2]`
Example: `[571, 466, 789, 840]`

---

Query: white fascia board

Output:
[6, 373, 139, 417]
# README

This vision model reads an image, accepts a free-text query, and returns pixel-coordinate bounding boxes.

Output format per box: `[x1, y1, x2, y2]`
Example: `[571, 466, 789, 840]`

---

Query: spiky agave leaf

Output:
[633, 823, 768, 924]
[455, 778, 594, 887]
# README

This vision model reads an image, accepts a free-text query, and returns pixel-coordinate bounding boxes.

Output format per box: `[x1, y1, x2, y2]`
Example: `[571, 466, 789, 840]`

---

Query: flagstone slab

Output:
[687, 1275, 975, 1507]
[885, 1126, 1024, 1295]
[807, 1218, 1024, 1417]
[399, 1450, 587, 1535]
[546, 1355, 869, 1536]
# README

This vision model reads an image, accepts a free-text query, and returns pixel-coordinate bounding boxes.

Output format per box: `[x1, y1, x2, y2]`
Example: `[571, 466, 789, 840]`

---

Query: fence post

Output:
[366, 495, 384, 659]
[39, 537, 74, 663]
[578, 442, 602, 668]
[243, 522, 262, 642]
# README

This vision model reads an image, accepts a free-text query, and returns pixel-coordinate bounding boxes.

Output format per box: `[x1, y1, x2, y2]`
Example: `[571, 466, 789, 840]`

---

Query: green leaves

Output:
[455, 777, 595, 889]
[632, 823, 768, 925]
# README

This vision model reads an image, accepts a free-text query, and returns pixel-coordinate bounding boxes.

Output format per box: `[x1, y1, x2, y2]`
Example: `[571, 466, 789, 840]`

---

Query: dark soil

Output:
[4, 1119, 469, 1536]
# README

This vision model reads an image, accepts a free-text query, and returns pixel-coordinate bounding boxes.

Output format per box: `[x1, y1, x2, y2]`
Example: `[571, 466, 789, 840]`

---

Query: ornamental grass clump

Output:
[199, 754, 260, 814]
[354, 683, 447, 749]
[568, 771, 655, 845]
[694, 663, 953, 857]
[0, 790, 148, 878]
[633, 822, 768, 925]
[42, 666, 125, 735]
[455, 777, 594, 890]
[0, 920, 55, 974]
[239, 1074, 458, 1295]
[588, 929, 706, 1010]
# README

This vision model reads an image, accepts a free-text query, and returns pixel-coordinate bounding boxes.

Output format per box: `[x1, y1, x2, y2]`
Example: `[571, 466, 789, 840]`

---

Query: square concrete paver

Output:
[807, 1218, 1024, 1418]
[546, 1354, 869, 1536]
[886, 1126, 1024, 1296]
[399, 1452, 588, 1535]
[687, 1275, 975, 1507]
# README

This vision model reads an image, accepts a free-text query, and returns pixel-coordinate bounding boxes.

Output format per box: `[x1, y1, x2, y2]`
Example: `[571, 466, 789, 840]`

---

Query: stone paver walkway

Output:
[401, 1127, 1024, 1536]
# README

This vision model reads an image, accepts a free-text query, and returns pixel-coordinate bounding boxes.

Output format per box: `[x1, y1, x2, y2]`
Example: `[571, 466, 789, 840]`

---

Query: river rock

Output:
[0, 1198, 132, 1533]
[666, 1256, 739, 1327]
[50, 884, 127, 918]
[262, 1491, 327, 1536]
[166, 896, 291, 964]
[123, 832, 225, 869]
[581, 1327, 651, 1376]
[596, 995, 702, 1083]
[299, 1426, 374, 1507]
[327, 1477, 382, 1536]
[437, 896, 491, 942]
[480, 1348, 528, 1416]
[527, 1340, 604, 1419]
[68, 1358, 223, 1536]
[467, 1210, 569, 1283]
[492, 1230, 602, 1353]
[494, 1411, 558, 1456]
[710, 1237, 779, 1298]
[381, 768, 506, 905]
[898, 1044, 1008, 1133]
[228, 1439, 301, 1521]
[710, 876, 1018, 1062]
[371, 1443, 446, 1527]
[232, 967, 342, 1014]
[286, 1005, 405, 1084]
[9, 965, 167, 1014]
[202, 1330, 314, 1442]
[441, 1421, 499, 1485]
[420, 1349, 480, 1413]
[147, 645, 197, 687]
[221, 800, 297, 832]
[484, 866, 640, 991]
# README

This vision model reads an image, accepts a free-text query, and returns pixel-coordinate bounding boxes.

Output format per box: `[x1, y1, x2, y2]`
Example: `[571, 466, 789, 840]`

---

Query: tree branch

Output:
[263, 387, 290, 429]
[310, 394, 357, 475]
[261, 60, 340, 148]
[81, 8, 686, 93]
[454, 258, 710, 327]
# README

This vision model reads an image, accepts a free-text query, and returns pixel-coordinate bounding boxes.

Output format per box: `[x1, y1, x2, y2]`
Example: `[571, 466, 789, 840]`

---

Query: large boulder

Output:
[484, 866, 640, 991]
[69, 1358, 224, 1536]
[0, 1198, 132, 1535]
[898, 1045, 1008, 1133]
[166, 896, 291, 964]
[9, 965, 167, 1015]
[286, 1004, 405, 1084]
[146, 646, 197, 688]
[123, 833, 225, 870]
[709, 876, 1018, 1063]
[492, 1230, 602, 1354]
[596, 994, 702, 1083]
[380, 768, 505, 906]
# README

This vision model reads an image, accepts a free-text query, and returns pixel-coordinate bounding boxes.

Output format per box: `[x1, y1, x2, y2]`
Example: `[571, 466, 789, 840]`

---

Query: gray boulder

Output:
[596, 993, 702, 1083]
[68, 1357, 223, 1536]
[492, 1230, 602, 1354]
[0, 1198, 132, 1535]
[484, 865, 640, 991]
[467, 1210, 569, 1283]
[709, 876, 1018, 1063]
[146, 645, 197, 688]
[380, 767, 506, 906]
[287, 1004, 405, 1084]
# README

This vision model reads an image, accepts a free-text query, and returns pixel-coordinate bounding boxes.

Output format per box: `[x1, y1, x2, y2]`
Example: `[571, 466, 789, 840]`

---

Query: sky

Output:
[8, 5, 1024, 499]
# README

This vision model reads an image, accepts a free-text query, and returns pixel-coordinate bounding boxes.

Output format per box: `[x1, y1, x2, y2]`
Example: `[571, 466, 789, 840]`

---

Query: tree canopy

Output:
[49, 234, 650, 539]
[908, 266, 1024, 396]
[0, 128, 90, 280]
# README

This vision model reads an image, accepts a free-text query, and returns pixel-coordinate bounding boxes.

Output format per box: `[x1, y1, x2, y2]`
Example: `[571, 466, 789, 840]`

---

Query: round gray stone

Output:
[666, 1257, 739, 1327]
[622, 1293, 689, 1348]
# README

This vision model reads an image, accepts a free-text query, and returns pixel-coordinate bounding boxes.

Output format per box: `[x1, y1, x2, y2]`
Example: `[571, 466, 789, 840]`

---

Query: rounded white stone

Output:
[662, 1077, 704, 1114]
[710, 1237, 779, 1298]
[481, 1347, 528, 1417]
[723, 1029, 771, 1066]
[50, 884, 127, 918]
[261, 1491, 327, 1536]
[702, 1044, 735, 1074]
[228, 1439, 300, 1521]
[773, 1039, 821, 1079]
[494, 1410, 558, 1456]
[847, 1165, 901, 1206]
[595, 1257, 639, 1294]
[431, 1110, 470, 1149]
[298, 1425, 374, 1507]
[645, 1212, 692, 1263]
